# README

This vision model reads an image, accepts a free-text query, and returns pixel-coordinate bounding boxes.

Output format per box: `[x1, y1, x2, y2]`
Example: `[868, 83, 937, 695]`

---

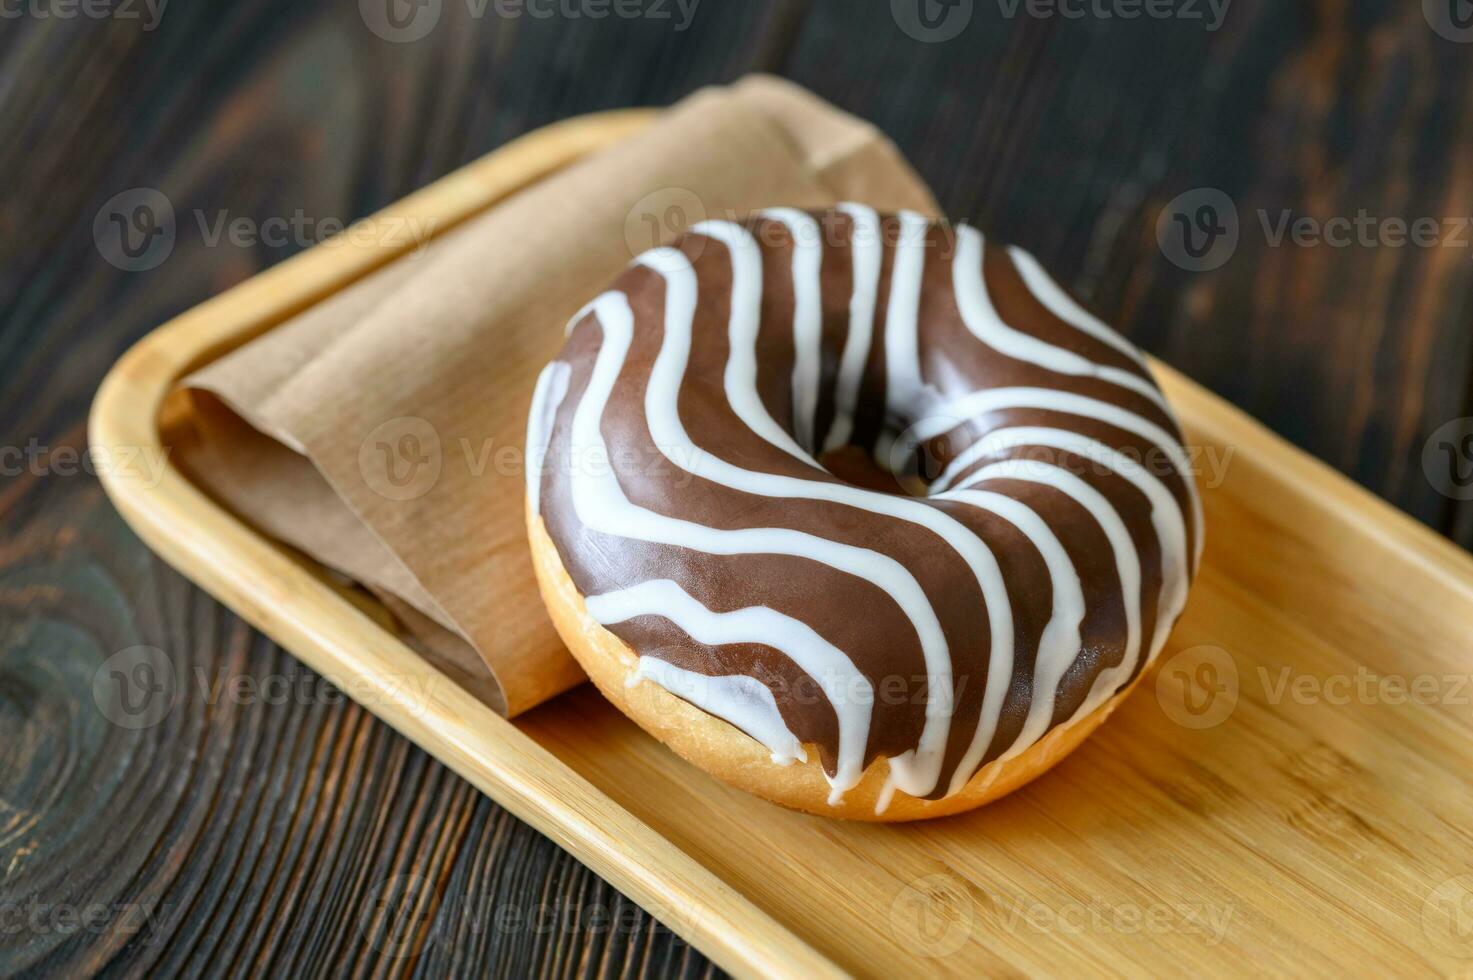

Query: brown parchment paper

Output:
[177, 75, 938, 716]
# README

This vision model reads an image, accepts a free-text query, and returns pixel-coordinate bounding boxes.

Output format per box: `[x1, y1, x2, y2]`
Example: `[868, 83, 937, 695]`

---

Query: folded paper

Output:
[178, 75, 937, 715]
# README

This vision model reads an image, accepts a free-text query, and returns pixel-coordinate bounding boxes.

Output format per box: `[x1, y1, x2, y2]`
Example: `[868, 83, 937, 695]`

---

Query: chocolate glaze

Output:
[531, 206, 1201, 808]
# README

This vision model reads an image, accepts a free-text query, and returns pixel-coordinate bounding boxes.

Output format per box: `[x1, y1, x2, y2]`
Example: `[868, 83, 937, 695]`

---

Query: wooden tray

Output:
[90, 110, 1473, 978]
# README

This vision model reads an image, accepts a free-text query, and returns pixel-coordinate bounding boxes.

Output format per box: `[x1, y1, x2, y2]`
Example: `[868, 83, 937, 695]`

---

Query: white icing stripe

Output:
[565, 295, 602, 336]
[920, 384, 1204, 562]
[688, 221, 818, 468]
[567, 289, 954, 797]
[941, 490, 1084, 797]
[525, 360, 570, 516]
[821, 202, 881, 453]
[951, 458, 1143, 725]
[947, 426, 1189, 661]
[634, 247, 1018, 802]
[760, 208, 824, 453]
[587, 578, 870, 801]
[1005, 244, 1149, 369]
[875, 776, 898, 816]
[954, 226, 1169, 414]
[1007, 243, 1197, 528]
[884, 210, 943, 423]
[918, 386, 1191, 494]
[630, 656, 808, 767]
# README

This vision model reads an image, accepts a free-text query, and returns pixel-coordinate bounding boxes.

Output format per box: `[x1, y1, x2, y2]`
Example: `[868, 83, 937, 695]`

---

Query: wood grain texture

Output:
[87, 114, 840, 980]
[781, 0, 1473, 538]
[4, 0, 1473, 976]
[84, 111, 1473, 975]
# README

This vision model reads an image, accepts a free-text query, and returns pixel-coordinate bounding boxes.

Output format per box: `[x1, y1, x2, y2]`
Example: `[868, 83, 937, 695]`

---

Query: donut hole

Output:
[816, 422, 975, 498]
[816, 444, 918, 496]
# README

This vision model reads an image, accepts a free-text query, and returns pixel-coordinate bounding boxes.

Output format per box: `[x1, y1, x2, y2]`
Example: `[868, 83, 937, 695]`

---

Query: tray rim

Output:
[89, 107, 1473, 978]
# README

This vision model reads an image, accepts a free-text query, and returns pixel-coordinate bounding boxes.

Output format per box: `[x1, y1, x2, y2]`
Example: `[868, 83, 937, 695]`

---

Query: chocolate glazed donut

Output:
[525, 205, 1202, 821]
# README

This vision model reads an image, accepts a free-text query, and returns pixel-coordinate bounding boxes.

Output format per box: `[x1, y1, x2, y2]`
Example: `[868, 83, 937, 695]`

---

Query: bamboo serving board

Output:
[90, 110, 1473, 978]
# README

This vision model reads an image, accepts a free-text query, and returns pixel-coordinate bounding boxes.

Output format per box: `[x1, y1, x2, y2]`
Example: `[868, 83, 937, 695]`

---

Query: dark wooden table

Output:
[3, 1, 1472, 976]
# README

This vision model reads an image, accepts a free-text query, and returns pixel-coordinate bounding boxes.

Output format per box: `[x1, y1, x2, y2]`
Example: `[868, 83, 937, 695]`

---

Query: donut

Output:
[526, 205, 1202, 821]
